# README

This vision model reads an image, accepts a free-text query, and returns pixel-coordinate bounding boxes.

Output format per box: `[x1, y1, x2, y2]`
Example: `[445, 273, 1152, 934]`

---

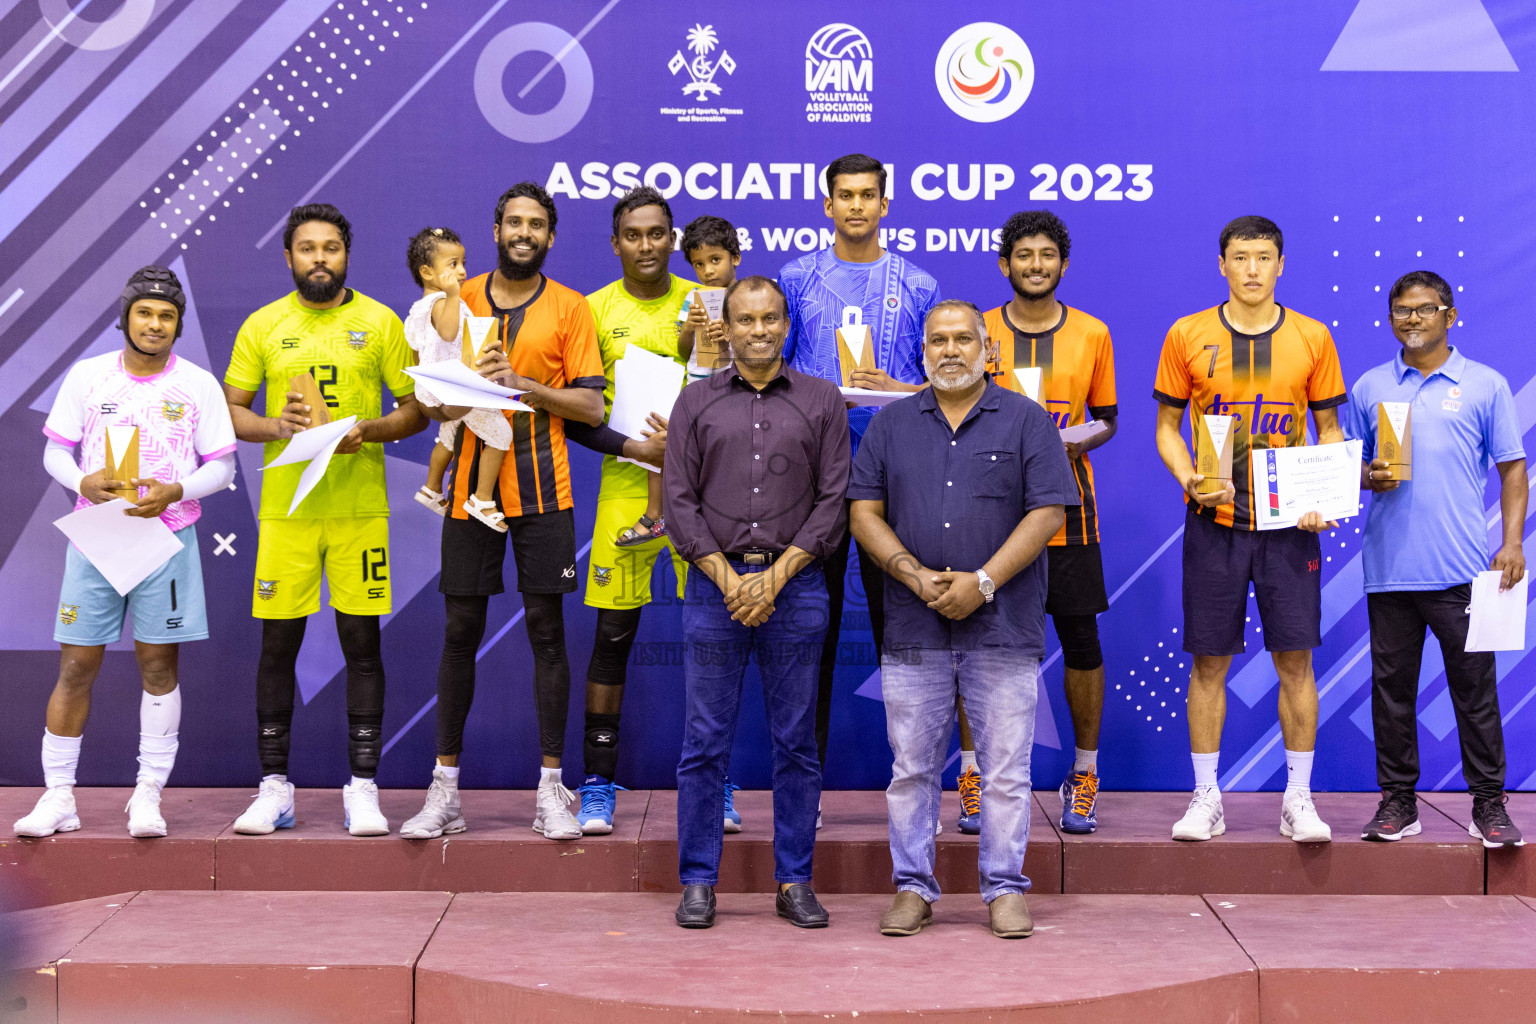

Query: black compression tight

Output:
[255, 612, 386, 779]
[434, 592, 572, 762]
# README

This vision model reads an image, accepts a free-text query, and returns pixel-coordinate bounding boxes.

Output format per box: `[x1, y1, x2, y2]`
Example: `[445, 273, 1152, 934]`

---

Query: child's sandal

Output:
[414, 485, 448, 516]
[463, 494, 508, 533]
[616, 514, 666, 548]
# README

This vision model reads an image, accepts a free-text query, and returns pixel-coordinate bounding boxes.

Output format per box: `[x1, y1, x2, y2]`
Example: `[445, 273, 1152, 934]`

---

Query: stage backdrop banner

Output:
[2, 1, 1534, 793]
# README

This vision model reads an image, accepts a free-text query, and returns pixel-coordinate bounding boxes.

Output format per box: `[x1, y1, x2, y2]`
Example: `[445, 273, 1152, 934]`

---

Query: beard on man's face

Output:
[293, 261, 347, 303]
[497, 239, 549, 281]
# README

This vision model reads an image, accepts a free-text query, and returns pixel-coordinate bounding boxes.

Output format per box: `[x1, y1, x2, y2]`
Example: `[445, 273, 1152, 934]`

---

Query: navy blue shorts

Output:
[1181, 509, 1322, 657]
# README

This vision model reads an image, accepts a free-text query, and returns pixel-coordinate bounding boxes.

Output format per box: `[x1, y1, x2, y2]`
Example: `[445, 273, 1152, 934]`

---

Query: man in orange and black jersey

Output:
[402, 183, 653, 844]
[957, 211, 1117, 837]
[1153, 216, 1346, 846]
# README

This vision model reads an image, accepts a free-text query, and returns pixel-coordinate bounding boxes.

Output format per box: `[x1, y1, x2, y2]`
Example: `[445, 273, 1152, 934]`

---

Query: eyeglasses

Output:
[1388, 304, 1449, 321]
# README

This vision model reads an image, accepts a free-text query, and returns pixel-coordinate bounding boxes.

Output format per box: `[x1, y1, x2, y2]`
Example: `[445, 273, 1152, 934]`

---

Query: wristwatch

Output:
[975, 569, 996, 603]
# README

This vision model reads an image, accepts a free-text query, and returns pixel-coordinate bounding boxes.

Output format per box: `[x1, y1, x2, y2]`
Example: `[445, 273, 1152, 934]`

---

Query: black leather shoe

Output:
[775, 883, 829, 928]
[675, 884, 716, 928]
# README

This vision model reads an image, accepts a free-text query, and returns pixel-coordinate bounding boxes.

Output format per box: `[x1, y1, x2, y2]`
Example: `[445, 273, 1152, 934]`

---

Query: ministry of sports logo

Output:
[663, 24, 741, 123]
[346, 330, 369, 350]
[805, 24, 872, 124]
[161, 401, 186, 421]
[58, 605, 78, 625]
[934, 22, 1035, 123]
[256, 579, 278, 601]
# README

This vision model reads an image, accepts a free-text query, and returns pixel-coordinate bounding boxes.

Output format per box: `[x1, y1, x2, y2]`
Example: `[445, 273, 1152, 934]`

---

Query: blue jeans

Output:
[881, 646, 1039, 903]
[677, 563, 828, 887]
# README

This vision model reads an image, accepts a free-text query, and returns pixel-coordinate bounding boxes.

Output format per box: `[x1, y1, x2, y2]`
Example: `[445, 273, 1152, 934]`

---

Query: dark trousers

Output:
[1367, 585, 1506, 800]
[816, 510, 886, 766]
[677, 564, 827, 886]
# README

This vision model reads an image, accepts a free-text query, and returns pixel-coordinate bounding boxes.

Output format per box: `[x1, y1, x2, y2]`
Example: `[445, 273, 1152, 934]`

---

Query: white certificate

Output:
[405, 360, 533, 412]
[1060, 419, 1109, 445]
[610, 346, 684, 473]
[1250, 440, 1362, 531]
[261, 414, 358, 516]
[1466, 571, 1528, 652]
[54, 499, 185, 597]
[839, 388, 911, 408]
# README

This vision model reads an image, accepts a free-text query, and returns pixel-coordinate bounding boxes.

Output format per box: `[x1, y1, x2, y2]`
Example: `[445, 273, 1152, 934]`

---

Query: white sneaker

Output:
[1280, 788, 1332, 843]
[532, 780, 581, 840]
[400, 768, 466, 839]
[816, 800, 823, 830]
[233, 778, 295, 835]
[125, 781, 166, 838]
[1172, 787, 1225, 841]
[14, 786, 80, 837]
[343, 779, 389, 836]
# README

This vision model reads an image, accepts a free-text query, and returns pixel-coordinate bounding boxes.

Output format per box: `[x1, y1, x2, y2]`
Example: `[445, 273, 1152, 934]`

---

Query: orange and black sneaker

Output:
[957, 765, 981, 834]
[1059, 769, 1100, 834]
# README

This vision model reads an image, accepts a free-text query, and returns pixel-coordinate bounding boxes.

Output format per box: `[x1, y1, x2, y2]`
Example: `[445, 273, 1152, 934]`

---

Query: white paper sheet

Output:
[1250, 440, 1362, 531]
[1012, 366, 1043, 403]
[405, 361, 534, 412]
[839, 387, 911, 408]
[1061, 419, 1109, 445]
[54, 499, 184, 597]
[611, 346, 684, 473]
[260, 415, 357, 516]
[1467, 571, 1529, 652]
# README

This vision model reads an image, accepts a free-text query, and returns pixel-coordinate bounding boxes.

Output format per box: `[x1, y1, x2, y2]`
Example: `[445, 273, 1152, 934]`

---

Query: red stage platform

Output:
[11, 889, 1536, 1023]
[0, 787, 1512, 911]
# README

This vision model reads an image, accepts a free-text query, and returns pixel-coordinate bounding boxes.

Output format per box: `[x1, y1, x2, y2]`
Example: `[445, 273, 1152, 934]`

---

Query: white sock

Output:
[958, 750, 977, 773]
[261, 773, 288, 784]
[540, 766, 564, 788]
[1074, 747, 1098, 773]
[349, 775, 374, 790]
[42, 729, 81, 790]
[1284, 749, 1314, 793]
[137, 688, 181, 788]
[436, 763, 460, 782]
[1192, 751, 1220, 791]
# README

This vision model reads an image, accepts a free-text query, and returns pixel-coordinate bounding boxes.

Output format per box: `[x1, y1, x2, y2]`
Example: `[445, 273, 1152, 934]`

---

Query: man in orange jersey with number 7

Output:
[1153, 216, 1345, 845]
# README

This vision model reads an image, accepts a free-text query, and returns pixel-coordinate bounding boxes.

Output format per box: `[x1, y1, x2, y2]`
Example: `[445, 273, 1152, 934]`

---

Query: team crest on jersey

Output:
[346, 330, 369, 350]
[593, 566, 613, 588]
[885, 295, 899, 311]
[256, 579, 279, 600]
[58, 605, 78, 625]
[161, 401, 187, 421]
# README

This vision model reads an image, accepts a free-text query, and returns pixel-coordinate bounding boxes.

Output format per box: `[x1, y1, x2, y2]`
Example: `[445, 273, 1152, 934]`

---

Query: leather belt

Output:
[724, 548, 782, 566]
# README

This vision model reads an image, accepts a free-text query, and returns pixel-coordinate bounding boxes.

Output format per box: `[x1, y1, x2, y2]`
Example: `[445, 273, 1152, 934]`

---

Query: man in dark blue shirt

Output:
[850, 300, 1077, 940]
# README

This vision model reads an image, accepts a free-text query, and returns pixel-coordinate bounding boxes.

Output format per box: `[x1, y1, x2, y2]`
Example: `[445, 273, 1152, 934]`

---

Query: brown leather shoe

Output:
[879, 890, 933, 936]
[988, 893, 1033, 938]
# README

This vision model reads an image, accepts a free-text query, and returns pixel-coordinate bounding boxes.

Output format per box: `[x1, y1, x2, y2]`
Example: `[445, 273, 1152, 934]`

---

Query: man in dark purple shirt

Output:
[851, 300, 1077, 940]
[664, 276, 850, 931]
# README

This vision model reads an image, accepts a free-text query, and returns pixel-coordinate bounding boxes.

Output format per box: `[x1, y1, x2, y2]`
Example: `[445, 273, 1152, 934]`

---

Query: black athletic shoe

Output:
[1470, 794, 1526, 849]
[775, 883, 829, 928]
[1361, 791, 1421, 842]
[675, 884, 716, 928]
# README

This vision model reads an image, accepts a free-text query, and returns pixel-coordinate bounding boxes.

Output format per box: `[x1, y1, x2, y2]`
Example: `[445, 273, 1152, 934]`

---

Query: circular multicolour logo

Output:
[934, 22, 1035, 123]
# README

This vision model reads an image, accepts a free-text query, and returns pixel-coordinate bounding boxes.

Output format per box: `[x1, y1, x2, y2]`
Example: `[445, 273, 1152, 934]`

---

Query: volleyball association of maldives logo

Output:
[934, 22, 1035, 123]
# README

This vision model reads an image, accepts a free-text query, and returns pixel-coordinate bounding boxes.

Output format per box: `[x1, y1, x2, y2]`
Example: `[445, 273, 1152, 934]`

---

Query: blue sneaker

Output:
[957, 765, 981, 834]
[577, 776, 627, 835]
[723, 778, 742, 833]
[1059, 769, 1100, 834]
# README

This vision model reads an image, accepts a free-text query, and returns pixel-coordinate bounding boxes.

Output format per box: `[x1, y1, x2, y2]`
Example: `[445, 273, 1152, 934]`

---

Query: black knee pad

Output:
[348, 713, 384, 778]
[256, 715, 292, 776]
[522, 594, 567, 665]
[1054, 613, 1104, 671]
[584, 711, 621, 781]
[588, 608, 641, 686]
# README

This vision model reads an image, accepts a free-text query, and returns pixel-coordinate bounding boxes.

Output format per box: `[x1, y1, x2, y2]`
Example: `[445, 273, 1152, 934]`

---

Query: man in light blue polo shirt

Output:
[1344, 270, 1527, 848]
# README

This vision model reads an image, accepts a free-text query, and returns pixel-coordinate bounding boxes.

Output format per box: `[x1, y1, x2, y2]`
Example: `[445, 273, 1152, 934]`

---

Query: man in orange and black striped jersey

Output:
[957, 211, 1117, 838]
[1153, 216, 1345, 846]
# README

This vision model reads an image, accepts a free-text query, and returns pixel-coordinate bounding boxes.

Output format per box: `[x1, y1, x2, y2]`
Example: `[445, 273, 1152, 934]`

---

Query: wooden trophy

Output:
[288, 372, 331, 427]
[1377, 401, 1412, 481]
[104, 424, 139, 500]
[835, 306, 877, 387]
[694, 289, 729, 370]
[1192, 413, 1235, 494]
[461, 316, 498, 368]
[1012, 366, 1044, 405]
